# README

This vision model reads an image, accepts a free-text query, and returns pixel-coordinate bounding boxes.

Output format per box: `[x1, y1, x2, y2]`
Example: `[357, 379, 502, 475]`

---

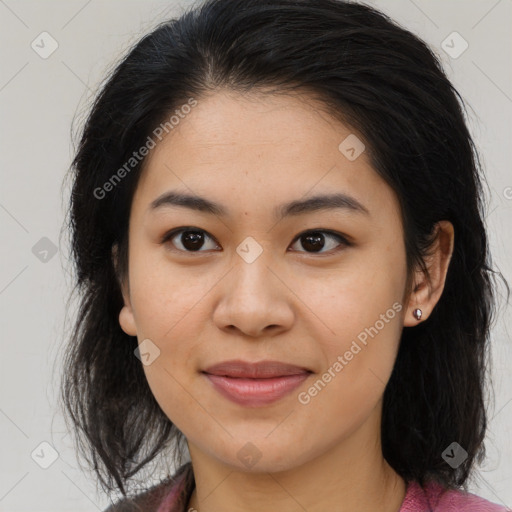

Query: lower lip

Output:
[203, 372, 311, 407]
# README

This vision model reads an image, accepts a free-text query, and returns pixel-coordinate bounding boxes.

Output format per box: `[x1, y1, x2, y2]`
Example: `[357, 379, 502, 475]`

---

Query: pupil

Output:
[182, 231, 204, 251]
[303, 232, 325, 252]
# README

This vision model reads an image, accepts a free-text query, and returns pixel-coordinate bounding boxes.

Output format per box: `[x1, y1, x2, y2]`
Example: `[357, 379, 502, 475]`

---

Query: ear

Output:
[403, 220, 455, 327]
[112, 243, 137, 336]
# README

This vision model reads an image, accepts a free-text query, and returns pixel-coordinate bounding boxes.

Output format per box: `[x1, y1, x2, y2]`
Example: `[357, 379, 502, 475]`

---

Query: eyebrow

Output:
[149, 190, 370, 220]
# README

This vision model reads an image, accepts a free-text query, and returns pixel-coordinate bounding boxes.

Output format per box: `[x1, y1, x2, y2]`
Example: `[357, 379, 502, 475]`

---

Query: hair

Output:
[60, 0, 510, 499]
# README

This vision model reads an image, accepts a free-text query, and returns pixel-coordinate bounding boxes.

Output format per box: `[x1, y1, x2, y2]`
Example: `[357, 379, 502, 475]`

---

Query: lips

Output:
[202, 359, 312, 407]
[202, 359, 312, 378]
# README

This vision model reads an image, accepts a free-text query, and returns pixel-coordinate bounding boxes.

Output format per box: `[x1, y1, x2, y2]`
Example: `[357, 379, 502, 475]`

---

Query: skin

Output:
[116, 88, 454, 512]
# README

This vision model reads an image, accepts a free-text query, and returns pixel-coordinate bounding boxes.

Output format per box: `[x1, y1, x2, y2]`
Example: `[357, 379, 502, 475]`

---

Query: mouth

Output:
[201, 359, 313, 407]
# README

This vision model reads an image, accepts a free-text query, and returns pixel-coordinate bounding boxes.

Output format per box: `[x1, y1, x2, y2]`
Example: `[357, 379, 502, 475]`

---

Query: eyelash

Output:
[160, 227, 351, 255]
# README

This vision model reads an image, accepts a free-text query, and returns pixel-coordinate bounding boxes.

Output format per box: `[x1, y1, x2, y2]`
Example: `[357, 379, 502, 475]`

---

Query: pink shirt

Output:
[154, 463, 511, 512]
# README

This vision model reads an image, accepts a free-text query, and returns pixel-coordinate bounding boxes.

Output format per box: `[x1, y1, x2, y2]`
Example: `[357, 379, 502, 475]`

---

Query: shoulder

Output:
[101, 479, 174, 512]
[101, 462, 194, 512]
[403, 479, 511, 512]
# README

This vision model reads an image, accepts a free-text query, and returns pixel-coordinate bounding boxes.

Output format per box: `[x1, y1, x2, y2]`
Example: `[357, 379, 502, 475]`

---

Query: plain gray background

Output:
[1, 0, 511, 510]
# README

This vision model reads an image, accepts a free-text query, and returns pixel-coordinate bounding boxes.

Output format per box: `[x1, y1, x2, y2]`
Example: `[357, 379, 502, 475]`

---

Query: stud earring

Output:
[413, 308, 422, 321]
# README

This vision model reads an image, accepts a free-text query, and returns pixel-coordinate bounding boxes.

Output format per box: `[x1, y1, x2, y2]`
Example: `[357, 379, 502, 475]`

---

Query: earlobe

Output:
[403, 220, 455, 327]
[119, 305, 137, 336]
[112, 243, 138, 336]
[117, 280, 138, 336]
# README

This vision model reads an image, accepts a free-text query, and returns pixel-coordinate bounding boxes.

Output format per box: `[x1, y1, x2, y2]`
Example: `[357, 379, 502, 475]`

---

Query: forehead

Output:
[131, 89, 400, 226]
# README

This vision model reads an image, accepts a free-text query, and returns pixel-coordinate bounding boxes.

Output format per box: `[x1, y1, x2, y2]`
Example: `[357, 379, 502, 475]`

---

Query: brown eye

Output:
[289, 230, 349, 254]
[162, 228, 220, 253]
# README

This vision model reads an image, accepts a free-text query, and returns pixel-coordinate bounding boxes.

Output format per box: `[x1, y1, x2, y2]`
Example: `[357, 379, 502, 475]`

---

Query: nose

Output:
[212, 252, 295, 338]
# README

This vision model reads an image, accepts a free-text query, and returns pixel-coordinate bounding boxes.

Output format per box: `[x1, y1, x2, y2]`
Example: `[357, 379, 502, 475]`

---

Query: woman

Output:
[60, 0, 510, 511]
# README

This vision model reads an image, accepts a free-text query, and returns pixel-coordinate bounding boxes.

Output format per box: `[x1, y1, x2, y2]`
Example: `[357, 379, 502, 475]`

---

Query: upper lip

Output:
[203, 359, 312, 378]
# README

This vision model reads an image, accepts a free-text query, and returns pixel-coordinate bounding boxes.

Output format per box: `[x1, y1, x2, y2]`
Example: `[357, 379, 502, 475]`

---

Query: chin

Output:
[213, 440, 315, 475]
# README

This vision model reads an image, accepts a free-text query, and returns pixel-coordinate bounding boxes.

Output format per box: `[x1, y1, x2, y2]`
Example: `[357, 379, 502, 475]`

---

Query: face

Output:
[117, 89, 412, 473]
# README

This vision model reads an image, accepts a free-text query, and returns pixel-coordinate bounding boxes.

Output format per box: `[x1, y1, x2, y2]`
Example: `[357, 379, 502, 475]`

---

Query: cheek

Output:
[143, 362, 208, 436]
[128, 262, 208, 404]
[296, 311, 402, 444]
[296, 269, 403, 396]
[129, 250, 206, 338]
[133, 277, 208, 429]
[294, 263, 399, 338]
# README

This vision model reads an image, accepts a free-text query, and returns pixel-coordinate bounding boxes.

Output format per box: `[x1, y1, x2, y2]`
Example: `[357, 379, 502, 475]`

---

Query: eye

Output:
[289, 230, 350, 254]
[161, 227, 350, 254]
[161, 227, 220, 253]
